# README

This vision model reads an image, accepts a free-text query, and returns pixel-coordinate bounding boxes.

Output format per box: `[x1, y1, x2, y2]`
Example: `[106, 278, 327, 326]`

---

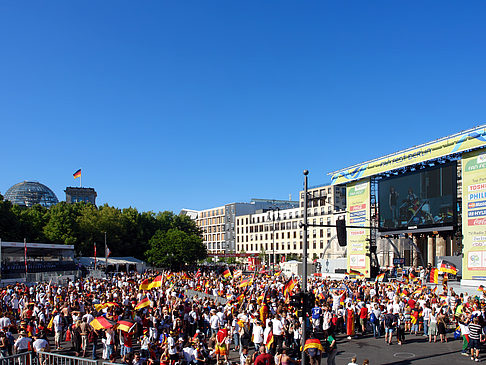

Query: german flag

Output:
[73, 169, 81, 179]
[182, 272, 191, 280]
[117, 319, 136, 333]
[135, 297, 151, 311]
[429, 268, 439, 284]
[349, 269, 362, 276]
[303, 338, 324, 352]
[239, 277, 253, 288]
[94, 302, 119, 311]
[223, 269, 232, 279]
[90, 317, 116, 330]
[283, 278, 297, 299]
[478, 285, 485, 293]
[376, 273, 385, 282]
[412, 286, 424, 296]
[148, 275, 163, 289]
[139, 278, 153, 291]
[317, 292, 326, 301]
[265, 330, 274, 350]
[439, 260, 457, 275]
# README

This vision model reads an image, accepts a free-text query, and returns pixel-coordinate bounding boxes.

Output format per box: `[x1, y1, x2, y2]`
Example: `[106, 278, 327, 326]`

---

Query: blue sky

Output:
[1, 1, 485, 213]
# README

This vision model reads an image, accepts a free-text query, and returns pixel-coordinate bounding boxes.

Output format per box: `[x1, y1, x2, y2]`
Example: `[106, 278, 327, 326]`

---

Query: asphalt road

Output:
[226, 332, 483, 365]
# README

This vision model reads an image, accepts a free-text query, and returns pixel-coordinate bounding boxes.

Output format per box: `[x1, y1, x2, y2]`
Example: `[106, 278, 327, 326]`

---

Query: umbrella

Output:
[90, 317, 116, 330]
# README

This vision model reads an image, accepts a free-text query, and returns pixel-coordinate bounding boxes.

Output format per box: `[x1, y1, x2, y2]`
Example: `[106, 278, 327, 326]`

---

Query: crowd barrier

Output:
[37, 351, 97, 365]
[0, 352, 33, 365]
[185, 289, 227, 305]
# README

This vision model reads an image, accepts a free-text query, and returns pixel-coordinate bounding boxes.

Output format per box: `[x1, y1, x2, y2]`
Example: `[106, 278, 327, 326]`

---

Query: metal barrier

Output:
[185, 289, 227, 305]
[37, 352, 97, 365]
[0, 352, 33, 365]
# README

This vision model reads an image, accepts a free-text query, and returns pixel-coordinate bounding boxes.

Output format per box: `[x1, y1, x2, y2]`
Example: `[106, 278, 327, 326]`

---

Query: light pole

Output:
[268, 206, 279, 275]
[302, 169, 309, 365]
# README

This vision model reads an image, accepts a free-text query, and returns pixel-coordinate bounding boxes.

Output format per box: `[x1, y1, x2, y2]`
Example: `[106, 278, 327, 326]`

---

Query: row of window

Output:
[199, 208, 225, 218]
[236, 239, 341, 252]
[236, 228, 332, 243]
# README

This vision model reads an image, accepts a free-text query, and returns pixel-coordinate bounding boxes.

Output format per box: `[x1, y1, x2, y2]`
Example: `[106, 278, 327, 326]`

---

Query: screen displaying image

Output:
[378, 163, 456, 231]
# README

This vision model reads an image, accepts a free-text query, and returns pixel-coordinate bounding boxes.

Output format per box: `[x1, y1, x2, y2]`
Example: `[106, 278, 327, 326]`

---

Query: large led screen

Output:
[378, 163, 457, 232]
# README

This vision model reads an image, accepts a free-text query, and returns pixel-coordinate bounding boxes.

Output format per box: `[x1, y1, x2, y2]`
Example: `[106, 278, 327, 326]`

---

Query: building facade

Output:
[191, 199, 299, 254]
[235, 184, 347, 264]
[65, 187, 97, 205]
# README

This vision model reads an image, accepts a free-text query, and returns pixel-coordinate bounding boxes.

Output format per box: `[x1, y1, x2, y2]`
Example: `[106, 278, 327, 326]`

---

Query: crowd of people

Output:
[0, 266, 484, 365]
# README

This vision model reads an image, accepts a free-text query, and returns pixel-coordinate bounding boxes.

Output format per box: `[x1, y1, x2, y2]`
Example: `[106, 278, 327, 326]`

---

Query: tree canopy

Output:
[0, 194, 206, 266]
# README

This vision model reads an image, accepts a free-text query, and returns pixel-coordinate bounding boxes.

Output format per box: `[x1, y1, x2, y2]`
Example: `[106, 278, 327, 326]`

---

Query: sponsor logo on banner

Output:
[469, 192, 486, 201]
[469, 200, 486, 209]
[468, 209, 486, 218]
[350, 230, 365, 236]
[350, 204, 366, 211]
[468, 183, 486, 192]
[478, 154, 486, 163]
[468, 218, 486, 226]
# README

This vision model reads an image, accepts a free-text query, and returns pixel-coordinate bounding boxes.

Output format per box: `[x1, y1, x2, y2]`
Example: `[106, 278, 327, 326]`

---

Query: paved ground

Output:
[45, 330, 484, 365]
[225, 332, 483, 365]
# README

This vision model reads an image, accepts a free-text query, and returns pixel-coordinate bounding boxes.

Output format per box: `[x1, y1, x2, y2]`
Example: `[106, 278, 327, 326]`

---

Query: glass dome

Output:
[4, 181, 59, 207]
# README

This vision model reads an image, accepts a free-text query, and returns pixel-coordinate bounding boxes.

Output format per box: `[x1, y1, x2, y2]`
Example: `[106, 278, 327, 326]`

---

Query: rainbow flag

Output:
[73, 169, 81, 179]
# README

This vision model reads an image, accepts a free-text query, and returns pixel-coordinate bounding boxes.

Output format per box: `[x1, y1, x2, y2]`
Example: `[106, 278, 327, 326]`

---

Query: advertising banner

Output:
[331, 125, 486, 185]
[346, 179, 371, 278]
[462, 149, 486, 281]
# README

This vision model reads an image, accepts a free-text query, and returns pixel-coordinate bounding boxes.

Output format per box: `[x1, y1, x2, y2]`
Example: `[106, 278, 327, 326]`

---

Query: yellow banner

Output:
[346, 179, 371, 278]
[462, 149, 486, 281]
[331, 126, 486, 185]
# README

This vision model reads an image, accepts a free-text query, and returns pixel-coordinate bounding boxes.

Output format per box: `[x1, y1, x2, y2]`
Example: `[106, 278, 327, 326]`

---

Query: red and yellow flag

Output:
[148, 275, 163, 289]
[303, 338, 324, 352]
[223, 269, 232, 279]
[135, 297, 151, 310]
[429, 268, 439, 284]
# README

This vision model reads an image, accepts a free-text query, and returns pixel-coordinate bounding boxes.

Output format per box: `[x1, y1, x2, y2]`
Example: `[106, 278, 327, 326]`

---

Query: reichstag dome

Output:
[4, 181, 59, 207]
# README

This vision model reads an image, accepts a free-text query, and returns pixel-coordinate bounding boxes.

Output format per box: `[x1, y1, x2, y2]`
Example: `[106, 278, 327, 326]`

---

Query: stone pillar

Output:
[412, 236, 420, 267]
[436, 236, 447, 258]
[427, 236, 435, 266]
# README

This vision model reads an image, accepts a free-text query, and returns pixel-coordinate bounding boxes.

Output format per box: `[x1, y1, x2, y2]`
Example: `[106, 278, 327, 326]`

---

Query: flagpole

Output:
[104, 232, 107, 273]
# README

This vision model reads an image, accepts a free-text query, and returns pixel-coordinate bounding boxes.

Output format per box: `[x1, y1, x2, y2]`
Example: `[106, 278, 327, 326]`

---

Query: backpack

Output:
[369, 312, 376, 324]
[384, 314, 394, 328]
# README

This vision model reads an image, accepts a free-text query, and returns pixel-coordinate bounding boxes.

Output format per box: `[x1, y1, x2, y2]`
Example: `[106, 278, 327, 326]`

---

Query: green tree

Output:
[43, 202, 82, 245]
[0, 194, 20, 241]
[145, 228, 206, 270]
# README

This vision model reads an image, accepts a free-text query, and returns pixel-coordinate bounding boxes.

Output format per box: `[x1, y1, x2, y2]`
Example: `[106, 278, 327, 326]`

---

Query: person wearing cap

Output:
[14, 330, 31, 354]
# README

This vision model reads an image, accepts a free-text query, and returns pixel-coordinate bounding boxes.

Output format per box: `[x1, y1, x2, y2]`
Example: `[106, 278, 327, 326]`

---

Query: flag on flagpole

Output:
[222, 268, 232, 279]
[438, 260, 457, 275]
[24, 239, 28, 274]
[135, 297, 151, 310]
[73, 169, 81, 179]
[105, 244, 111, 258]
[376, 272, 385, 282]
[94, 243, 97, 270]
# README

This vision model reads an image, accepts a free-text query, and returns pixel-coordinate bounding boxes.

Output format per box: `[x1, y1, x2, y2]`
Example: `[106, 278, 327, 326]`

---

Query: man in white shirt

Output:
[252, 320, 264, 351]
[14, 331, 32, 354]
[272, 315, 284, 351]
[209, 310, 220, 336]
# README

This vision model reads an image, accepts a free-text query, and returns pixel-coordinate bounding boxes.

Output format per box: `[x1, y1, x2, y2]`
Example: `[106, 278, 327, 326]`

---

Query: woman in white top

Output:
[428, 308, 438, 343]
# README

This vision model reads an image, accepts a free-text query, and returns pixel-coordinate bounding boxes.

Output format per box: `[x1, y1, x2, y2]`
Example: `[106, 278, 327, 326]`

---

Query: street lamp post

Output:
[268, 206, 279, 275]
[302, 169, 309, 365]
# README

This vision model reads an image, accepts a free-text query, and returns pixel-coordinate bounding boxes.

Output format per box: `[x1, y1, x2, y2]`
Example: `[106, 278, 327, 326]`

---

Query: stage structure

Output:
[0, 241, 77, 285]
[328, 124, 486, 286]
